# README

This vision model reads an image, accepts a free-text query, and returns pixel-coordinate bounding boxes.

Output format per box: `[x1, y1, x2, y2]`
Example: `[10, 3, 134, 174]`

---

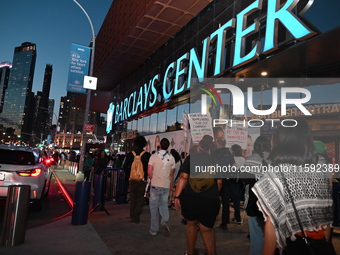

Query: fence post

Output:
[1, 185, 31, 247]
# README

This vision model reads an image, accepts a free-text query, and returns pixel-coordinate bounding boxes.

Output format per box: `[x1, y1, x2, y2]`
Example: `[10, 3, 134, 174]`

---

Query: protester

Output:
[170, 148, 182, 186]
[93, 150, 109, 175]
[230, 144, 245, 225]
[60, 151, 67, 169]
[123, 136, 151, 223]
[253, 120, 335, 255]
[174, 135, 222, 255]
[83, 153, 94, 182]
[52, 150, 60, 167]
[211, 137, 235, 230]
[148, 138, 176, 236]
[241, 135, 271, 255]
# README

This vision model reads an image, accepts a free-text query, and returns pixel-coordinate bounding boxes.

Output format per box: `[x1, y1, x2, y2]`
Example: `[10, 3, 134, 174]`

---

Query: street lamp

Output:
[72, 0, 96, 174]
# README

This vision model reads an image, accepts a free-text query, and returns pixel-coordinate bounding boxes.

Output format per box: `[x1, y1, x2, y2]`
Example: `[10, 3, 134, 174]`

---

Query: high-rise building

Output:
[0, 62, 11, 113]
[1, 42, 37, 142]
[32, 64, 53, 141]
[59, 92, 100, 135]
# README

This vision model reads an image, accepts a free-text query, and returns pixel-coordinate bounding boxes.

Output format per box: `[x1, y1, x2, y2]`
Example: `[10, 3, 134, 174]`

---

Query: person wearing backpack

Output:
[123, 136, 151, 223]
[174, 135, 222, 255]
[148, 138, 176, 237]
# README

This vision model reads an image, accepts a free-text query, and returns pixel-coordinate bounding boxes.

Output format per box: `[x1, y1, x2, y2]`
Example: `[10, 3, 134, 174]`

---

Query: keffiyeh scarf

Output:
[252, 164, 333, 253]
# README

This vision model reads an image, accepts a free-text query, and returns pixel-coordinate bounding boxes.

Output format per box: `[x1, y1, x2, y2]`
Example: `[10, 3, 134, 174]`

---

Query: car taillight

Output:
[17, 168, 42, 177]
[44, 158, 54, 166]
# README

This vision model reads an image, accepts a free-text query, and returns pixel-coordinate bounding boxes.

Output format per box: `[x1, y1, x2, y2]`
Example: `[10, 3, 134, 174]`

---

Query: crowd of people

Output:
[49, 118, 338, 255]
[122, 119, 337, 255]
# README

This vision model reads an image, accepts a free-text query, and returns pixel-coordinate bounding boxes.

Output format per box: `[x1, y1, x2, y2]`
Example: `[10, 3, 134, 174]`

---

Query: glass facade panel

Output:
[143, 116, 150, 135]
[137, 118, 143, 135]
[166, 108, 177, 131]
[150, 113, 157, 134]
[176, 103, 189, 129]
[189, 100, 202, 114]
[157, 111, 166, 133]
[127, 121, 132, 132]
[131, 120, 137, 131]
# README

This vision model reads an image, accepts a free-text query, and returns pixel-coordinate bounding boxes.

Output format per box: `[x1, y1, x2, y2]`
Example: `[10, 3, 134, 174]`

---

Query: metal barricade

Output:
[105, 168, 119, 201]
[104, 168, 128, 203]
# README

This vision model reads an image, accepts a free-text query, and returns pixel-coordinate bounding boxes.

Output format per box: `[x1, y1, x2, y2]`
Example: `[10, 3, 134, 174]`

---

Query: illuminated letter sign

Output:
[106, 0, 316, 132]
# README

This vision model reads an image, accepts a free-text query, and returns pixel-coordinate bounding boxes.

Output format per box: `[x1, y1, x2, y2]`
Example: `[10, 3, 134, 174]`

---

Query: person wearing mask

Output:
[174, 135, 222, 255]
[148, 138, 175, 236]
[123, 136, 151, 223]
[253, 120, 335, 255]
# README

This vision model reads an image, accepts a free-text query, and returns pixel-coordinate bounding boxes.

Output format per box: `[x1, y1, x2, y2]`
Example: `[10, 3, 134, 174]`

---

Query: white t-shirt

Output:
[148, 150, 176, 188]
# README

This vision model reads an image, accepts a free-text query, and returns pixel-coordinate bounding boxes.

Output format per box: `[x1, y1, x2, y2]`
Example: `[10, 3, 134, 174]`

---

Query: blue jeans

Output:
[149, 186, 170, 232]
[248, 216, 264, 255]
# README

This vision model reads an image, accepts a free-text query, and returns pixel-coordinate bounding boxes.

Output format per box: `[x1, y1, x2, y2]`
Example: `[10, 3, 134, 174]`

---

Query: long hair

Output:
[170, 149, 181, 163]
[269, 119, 317, 166]
[231, 144, 243, 157]
[253, 135, 271, 158]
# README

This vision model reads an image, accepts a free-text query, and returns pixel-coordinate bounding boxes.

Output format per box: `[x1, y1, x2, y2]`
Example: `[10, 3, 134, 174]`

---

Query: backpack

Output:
[129, 151, 146, 180]
[189, 172, 214, 193]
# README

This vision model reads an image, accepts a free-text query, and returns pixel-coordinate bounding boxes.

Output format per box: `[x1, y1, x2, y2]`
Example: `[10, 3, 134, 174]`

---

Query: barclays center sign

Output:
[106, 0, 316, 133]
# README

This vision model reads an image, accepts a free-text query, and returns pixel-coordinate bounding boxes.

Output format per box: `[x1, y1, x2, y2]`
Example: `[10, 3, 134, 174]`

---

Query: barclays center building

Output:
[86, 0, 340, 163]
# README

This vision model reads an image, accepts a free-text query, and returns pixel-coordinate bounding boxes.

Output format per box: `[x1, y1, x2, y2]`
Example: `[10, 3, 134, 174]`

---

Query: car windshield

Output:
[0, 149, 36, 165]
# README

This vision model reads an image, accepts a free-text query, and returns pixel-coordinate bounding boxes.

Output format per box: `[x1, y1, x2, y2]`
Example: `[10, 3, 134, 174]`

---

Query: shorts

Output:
[181, 194, 220, 228]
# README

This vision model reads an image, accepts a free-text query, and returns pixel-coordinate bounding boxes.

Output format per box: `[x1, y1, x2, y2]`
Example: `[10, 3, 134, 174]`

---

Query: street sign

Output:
[83, 75, 97, 90]
[84, 124, 95, 132]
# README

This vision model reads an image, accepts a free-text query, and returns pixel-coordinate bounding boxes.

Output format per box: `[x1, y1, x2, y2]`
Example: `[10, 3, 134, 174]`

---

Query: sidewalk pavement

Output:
[1, 165, 340, 255]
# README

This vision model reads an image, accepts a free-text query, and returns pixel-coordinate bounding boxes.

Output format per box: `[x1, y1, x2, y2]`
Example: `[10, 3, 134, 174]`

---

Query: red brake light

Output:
[44, 158, 54, 166]
[17, 168, 42, 177]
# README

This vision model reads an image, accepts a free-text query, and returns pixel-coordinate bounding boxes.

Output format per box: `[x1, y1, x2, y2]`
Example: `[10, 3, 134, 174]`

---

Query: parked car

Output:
[0, 145, 53, 209]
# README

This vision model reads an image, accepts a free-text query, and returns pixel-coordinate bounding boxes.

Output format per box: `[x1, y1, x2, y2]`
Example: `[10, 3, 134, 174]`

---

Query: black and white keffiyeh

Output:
[252, 164, 333, 253]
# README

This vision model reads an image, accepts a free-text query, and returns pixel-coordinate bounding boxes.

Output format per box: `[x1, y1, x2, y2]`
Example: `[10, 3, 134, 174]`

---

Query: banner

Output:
[67, 43, 90, 93]
[144, 130, 188, 156]
[188, 113, 213, 144]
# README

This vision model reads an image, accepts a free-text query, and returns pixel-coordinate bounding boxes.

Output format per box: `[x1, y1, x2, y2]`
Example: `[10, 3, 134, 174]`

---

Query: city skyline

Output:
[0, 0, 113, 124]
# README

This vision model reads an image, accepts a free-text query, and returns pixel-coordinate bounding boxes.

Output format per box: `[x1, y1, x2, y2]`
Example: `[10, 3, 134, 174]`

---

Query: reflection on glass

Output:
[137, 118, 143, 135]
[157, 111, 166, 133]
[150, 113, 157, 134]
[131, 120, 137, 131]
[143, 116, 150, 135]
[177, 103, 189, 129]
[166, 108, 177, 131]
[190, 100, 202, 114]
[127, 121, 132, 132]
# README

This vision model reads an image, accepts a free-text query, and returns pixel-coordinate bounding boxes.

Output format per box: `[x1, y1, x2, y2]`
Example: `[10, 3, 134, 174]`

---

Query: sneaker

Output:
[162, 223, 170, 237]
[149, 230, 157, 236]
[231, 218, 242, 224]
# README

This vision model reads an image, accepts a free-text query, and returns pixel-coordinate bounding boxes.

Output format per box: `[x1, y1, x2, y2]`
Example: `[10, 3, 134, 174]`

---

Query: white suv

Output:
[0, 145, 52, 209]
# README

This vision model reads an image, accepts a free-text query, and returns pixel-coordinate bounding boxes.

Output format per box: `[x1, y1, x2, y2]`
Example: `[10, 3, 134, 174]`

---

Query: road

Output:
[0, 174, 70, 238]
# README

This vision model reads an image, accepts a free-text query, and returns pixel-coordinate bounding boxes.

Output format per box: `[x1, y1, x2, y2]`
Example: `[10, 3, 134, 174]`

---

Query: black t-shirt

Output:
[180, 152, 219, 200]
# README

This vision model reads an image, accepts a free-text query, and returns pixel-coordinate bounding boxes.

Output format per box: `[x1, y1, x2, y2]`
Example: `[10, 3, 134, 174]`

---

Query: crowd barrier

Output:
[68, 161, 78, 175]
[104, 168, 128, 204]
